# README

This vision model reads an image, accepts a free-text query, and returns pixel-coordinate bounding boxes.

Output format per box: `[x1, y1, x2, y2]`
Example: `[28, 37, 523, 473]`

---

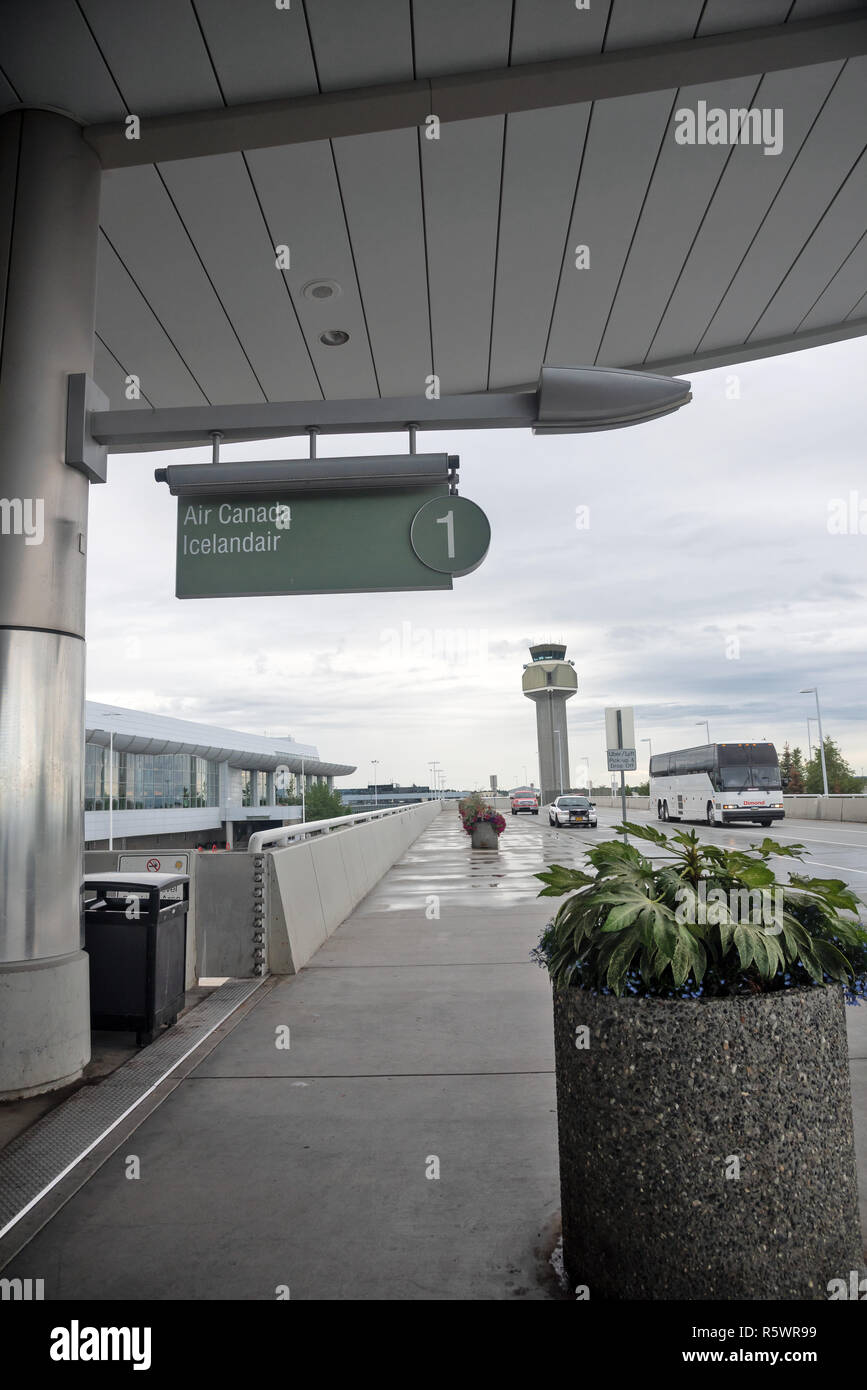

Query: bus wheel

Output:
[706, 803, 715, 826]
[758, 819, 772, 827]
[660, 801, 668, 822]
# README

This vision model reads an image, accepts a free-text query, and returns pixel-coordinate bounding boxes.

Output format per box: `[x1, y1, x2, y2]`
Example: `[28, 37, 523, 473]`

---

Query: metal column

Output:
[0, 111, 101, 1097]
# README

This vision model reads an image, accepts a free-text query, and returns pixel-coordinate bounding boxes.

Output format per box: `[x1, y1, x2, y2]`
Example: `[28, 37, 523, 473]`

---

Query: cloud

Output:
[86, 336, 867, 786]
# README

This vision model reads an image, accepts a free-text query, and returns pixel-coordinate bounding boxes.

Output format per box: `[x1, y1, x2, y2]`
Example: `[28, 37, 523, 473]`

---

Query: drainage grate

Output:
[0, 978, 265, 1239]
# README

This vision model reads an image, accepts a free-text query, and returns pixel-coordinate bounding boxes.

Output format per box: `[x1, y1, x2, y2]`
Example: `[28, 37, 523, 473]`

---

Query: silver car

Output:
[549, 795, 597, 828]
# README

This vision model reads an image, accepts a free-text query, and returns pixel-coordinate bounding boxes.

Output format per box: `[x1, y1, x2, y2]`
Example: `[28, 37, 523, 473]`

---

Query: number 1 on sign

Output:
[436, 510, 455, 559]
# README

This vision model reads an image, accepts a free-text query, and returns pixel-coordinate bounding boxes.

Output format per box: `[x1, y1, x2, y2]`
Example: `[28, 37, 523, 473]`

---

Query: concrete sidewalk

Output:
[5, 808, 563, 1300]
[6, 806, 865, 1298]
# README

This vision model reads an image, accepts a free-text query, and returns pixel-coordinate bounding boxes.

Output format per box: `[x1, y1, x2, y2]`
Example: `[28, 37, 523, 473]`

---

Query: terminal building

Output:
[85, 701, 356, 850]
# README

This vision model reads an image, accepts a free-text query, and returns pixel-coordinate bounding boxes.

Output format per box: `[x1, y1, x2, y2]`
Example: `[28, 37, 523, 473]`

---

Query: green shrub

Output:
[532, 822, 867, 1001]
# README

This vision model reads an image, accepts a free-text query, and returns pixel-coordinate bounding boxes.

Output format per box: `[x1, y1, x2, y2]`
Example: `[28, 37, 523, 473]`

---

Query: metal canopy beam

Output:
[82, 11, 867, 169]
[87, 367, 692, 452]
[92, 390, 537, 450]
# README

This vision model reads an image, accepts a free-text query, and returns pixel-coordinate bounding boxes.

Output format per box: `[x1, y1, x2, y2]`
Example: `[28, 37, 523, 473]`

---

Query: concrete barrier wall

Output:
[592, 796, 652, 812]
[267, 801, 442, 974]
[195, 853, 259, 979]
[589, 795, 867, 823]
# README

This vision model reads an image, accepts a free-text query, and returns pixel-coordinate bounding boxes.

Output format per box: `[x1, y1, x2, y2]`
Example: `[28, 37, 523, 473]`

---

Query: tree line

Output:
[779, 737, 863, 794]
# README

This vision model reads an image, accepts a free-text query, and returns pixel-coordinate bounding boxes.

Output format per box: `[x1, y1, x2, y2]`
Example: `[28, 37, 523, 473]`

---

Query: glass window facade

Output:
[275, 770, 296, 803]
[85, 744, 219, 811]
[257, 771, 269, 805]
[241, 769, 253, 806]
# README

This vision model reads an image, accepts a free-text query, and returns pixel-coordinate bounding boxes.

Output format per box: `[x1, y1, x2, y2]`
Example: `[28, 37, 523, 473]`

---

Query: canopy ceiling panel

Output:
[99, 165, 266, 404]
[604, 0, 706, 49]
[0, 0, 864, 411]
[79, 0, 222, 115]
[596, 74, 765, 369]
[421, 114, 505, 394]
[95, 235, 208, 408]
[799, 233, 867, 330]
[93, 337, 153, 412]
[699, 53, 867, 354]
[750, 146, 867, 340]
[0, 0, 124, 121]
[488, 103, 591, 391]
[305, 0, 414, 91]
[157, 153, 323, 402]
[700, 1, 794, 33]
[412, 0, 512, 77]
[331, 128, 431, 397]
[510, 0, 612, 63]
[545, 89, 680, 368]
[244, 141, 379, 400]
[647, 60, 845, 363]
[193, 0, 318, 104]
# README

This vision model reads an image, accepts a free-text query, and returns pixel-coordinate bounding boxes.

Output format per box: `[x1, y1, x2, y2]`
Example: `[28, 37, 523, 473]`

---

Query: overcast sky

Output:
[87, 336, 867, 789]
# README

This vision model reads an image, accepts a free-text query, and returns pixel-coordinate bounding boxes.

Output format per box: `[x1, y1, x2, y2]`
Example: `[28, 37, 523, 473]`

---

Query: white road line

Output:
[580, 814, 867, 879]
[595, 810, 867, 853]
[776, 857, 867, 877]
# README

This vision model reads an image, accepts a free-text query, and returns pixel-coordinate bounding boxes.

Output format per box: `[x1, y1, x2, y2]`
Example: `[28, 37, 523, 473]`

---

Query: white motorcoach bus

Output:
[650, 742, 784, 827]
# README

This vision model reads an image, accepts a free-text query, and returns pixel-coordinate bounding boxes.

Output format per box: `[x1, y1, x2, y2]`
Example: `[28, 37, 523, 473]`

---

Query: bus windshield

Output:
[718, 765, 781, 791]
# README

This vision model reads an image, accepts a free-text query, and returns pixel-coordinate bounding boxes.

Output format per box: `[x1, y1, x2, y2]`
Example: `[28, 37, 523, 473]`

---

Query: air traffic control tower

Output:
[522, 643, 577, 804]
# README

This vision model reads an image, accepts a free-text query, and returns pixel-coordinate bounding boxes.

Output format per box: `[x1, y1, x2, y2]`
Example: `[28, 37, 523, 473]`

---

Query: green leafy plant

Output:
[532, 822, 867, 1001]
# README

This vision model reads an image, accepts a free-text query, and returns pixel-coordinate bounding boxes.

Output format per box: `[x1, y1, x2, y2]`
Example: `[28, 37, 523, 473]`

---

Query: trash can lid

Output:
[82, 871, 189, 889]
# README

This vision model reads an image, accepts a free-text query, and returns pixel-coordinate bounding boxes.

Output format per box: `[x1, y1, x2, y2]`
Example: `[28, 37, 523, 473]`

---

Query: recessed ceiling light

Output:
[303, 279, 342, 300]
[319, 329, 350, 346]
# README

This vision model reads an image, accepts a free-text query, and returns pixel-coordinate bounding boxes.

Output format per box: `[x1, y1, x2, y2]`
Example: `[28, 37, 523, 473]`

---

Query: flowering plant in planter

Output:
[458, 792, 506, 838]
[532, 822, 867, 999]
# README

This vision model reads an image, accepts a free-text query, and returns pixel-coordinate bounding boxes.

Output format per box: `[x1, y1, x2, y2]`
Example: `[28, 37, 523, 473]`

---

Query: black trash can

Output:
[83, 873, 190, 1045]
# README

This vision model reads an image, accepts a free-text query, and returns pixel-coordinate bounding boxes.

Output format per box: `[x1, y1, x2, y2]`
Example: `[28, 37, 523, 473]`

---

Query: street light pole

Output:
[696, 720, 710, 744]
[372, 759, 379, 808]
[641, 736, 652, 776]
[800, 688, 829, 796]
[108, 728, 114, 852]
[101, 713, 123, 852]
[807, 716, 818, 762]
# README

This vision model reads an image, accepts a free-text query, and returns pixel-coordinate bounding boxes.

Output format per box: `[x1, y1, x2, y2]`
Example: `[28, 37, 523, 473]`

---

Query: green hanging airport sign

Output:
[163, 454, 490, 599]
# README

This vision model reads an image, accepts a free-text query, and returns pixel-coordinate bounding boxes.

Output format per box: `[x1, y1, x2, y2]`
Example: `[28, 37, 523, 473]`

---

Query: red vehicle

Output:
[510, 788, 539, 816]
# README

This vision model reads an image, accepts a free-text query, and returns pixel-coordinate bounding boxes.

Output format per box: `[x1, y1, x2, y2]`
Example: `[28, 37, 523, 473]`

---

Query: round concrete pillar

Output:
[0, 110, 101, 1097]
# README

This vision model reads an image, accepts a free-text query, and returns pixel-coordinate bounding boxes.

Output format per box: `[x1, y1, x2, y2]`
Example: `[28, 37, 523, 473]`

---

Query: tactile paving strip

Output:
[0, 978, 265, 1239]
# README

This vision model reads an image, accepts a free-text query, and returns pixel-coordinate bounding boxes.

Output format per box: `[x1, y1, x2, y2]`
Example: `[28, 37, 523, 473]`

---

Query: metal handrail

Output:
[247, 801, 442, 853]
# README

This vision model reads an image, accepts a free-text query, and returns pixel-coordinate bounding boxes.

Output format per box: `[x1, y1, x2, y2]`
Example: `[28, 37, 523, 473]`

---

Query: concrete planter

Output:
[553, 985, 862, 1300]
[470, 820, 499, 850]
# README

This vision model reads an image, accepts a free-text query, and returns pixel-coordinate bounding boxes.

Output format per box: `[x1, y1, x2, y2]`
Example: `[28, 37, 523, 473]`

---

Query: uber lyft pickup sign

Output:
[606, 707, 637, 772]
